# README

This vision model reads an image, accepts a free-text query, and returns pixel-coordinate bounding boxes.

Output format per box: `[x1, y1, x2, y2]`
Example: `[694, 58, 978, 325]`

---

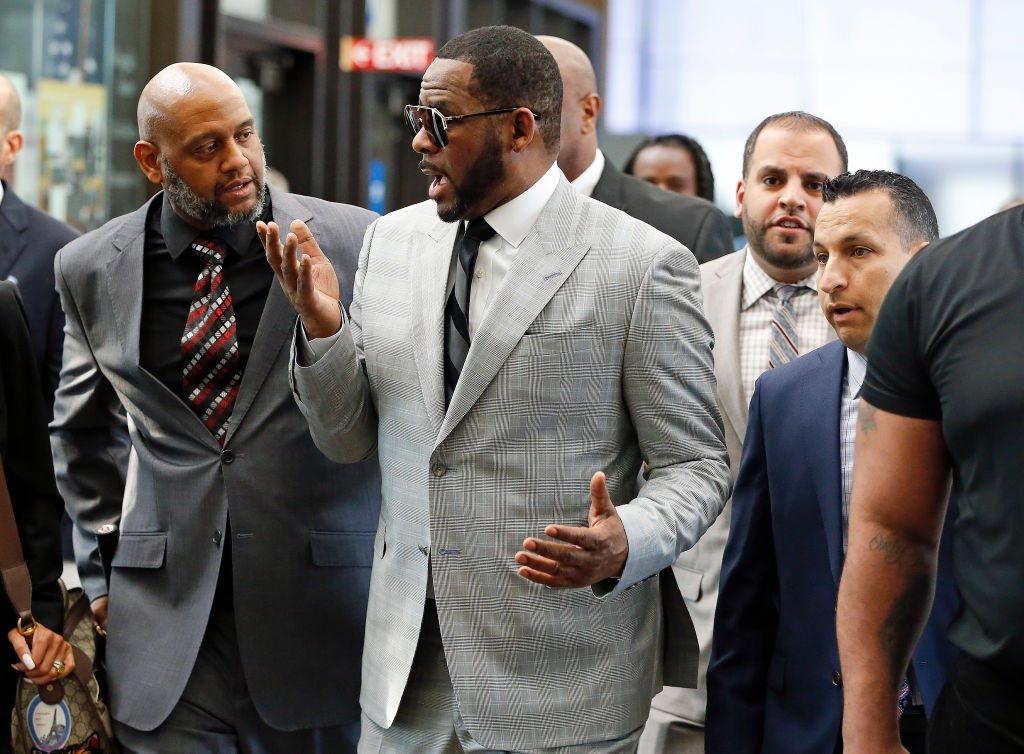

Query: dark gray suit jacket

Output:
[592, 162, 733, 264]
[0, 181, 78, 413]
[51, 187, 381, 732]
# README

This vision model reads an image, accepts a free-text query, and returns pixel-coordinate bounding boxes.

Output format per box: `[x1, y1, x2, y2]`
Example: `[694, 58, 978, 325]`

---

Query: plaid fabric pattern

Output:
[739, 250, 832, 405]
[181, 235, 241, 444]
[292, 180, 730, 750]
[840, 348, 867, 552]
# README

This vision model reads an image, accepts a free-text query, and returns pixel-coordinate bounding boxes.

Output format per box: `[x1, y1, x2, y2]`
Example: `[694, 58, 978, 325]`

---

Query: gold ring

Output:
[52, 660, 65, 675]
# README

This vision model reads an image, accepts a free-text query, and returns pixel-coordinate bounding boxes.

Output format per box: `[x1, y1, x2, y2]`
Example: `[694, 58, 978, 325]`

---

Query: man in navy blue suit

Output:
[706, 170, 958, 754]
[0, 74, 78, 415]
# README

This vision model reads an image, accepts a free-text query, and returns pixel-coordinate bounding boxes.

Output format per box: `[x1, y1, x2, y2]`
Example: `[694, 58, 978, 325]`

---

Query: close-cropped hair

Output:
[436, 25, 562, 153]
[622, 133, 716, 203]
[742, 111, 848, 178]
[823, 169, 940, 247]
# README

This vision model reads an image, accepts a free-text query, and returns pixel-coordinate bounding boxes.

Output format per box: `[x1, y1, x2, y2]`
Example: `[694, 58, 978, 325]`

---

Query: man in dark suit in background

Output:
[537, 36, 733, 263]
[706, 170, 958, 754]
[51, 62, 380, 753]
[0, 74, 78, 415]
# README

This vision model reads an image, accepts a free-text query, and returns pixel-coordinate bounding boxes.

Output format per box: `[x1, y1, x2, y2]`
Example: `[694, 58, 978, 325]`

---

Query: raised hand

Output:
[515, 471, 629, 589]
[257, 219, 342, 339]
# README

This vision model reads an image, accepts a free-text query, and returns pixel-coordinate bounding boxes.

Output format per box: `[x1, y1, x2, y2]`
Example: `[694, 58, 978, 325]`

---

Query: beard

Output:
[161, 152, 268, 227]
[742, 211, 815, 271]
[425, 130, 506, 223]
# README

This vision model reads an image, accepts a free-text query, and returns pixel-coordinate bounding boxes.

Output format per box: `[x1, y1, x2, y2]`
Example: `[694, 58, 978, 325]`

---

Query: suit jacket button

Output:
[431, 462, 447, 477]
[221, 449, 234, 464]
[418, 545, 428, 556]
[831, 670, 843, 686]
[212, 530, 223, 546]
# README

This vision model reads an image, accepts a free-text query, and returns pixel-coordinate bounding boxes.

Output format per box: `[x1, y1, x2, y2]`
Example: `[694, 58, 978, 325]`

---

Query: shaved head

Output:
[536, 36, 601, 182]
[0, 74, 21, 135]
[137, 62, 243, 144]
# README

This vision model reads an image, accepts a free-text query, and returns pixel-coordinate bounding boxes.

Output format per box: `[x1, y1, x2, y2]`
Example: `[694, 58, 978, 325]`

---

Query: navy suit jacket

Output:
[706, 340, 959, 754]
[0, 180, 78, 414]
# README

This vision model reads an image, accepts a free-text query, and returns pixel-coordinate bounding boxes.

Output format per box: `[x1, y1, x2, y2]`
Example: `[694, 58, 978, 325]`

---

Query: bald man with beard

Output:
[537, 36, 732, 263]
[50, 63, 380, 752]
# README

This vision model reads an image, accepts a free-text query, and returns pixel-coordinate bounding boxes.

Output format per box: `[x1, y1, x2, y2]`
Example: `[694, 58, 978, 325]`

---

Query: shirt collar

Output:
[159, 191, 271, 260]
[740, 245, 819, 311]
[569, 148, 605, 198]
[846, 348, 868, 399]
[482, 161, 561, 248]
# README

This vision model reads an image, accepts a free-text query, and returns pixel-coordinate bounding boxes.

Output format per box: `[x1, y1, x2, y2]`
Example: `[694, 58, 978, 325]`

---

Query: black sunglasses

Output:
[403, 104, 542, 147]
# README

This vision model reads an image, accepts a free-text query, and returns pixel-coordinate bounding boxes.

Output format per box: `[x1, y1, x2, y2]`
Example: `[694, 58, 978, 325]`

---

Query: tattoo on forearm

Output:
[858, 402, 878, 433]
[869, 533, 906, 565]
[879, 570, 930, 679]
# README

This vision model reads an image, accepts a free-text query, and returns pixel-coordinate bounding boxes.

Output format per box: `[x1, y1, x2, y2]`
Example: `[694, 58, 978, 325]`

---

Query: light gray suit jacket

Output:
[651, 249, 836, 727]
[50, 187, 382, 732]
[291, 177, 731, 750]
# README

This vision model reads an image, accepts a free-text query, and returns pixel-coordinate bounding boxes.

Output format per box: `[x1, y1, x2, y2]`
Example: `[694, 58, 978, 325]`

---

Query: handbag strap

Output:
[0, 453, 35, 624]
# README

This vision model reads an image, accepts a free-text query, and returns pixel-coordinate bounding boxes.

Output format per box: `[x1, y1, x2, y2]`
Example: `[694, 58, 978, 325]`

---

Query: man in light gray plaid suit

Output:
[261, 25, 730, 754]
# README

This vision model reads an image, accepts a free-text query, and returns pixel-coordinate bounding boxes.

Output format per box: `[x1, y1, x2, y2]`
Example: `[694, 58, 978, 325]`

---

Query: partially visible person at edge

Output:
[0, 281, 74, 754]
[538, 36, 733, 264]
[838, 185, 1024, 751]
[623, 133, 716, 204]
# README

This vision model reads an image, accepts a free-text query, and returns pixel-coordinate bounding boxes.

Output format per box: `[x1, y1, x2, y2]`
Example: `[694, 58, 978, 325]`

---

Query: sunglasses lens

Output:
[430, 110, 448, 147]
[404, 106, 421, 139]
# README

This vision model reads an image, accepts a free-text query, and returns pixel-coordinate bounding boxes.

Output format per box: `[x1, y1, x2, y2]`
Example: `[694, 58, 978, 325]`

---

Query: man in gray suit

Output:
[537, 36, 733, 264]
[51, 63, 380, 752]
[261, 25, 730, 753]
[639, 112, 847, 754]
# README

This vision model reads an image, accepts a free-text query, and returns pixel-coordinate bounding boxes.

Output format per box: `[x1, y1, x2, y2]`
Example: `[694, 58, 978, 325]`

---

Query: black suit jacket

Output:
[591, 161, 733, 263]
[0, 281, 64, 634]
[0, 181, 79, 414]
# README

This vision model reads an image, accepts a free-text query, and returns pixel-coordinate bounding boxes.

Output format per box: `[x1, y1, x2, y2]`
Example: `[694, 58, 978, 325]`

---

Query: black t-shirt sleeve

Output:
[861, 260, 942, 420]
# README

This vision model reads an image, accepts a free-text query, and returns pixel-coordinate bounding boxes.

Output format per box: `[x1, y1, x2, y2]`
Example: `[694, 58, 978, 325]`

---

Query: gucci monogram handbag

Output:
[0, 458, 118, 753]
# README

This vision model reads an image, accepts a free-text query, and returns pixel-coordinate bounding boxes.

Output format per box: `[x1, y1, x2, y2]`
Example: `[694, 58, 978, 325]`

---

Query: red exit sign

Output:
[340, 37, 435, 73]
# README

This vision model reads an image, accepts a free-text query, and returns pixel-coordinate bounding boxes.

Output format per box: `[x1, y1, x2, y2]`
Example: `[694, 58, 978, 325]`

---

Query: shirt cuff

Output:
[296, 308, 346, 365]
[590, 501, 663, 598]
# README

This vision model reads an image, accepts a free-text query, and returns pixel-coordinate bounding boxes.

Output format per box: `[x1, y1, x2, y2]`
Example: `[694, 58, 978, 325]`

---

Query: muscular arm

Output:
[837, 401, 949, 753]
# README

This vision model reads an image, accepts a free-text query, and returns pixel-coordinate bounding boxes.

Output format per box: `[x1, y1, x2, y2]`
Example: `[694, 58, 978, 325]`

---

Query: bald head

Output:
[536, 36, 601, 182]
[0, 74, 21, 135]
[138, 63, 244, 144]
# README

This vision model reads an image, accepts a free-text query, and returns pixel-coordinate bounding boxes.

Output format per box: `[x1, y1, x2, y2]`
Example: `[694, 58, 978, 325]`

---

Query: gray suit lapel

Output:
[225, 190, 310, 442]
[411, 219, 460, 438]
[437, 180, 590, 444]
[706, 251, 748, 442]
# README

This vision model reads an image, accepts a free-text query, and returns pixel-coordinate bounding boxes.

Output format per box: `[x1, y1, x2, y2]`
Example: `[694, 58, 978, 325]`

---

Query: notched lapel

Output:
[707, 254, 747, 440]
[0, 189, 27, 278]
[224, 194, 313, 442]
[438, 182, 591, 444]
[412, 220, 460, 436]
[809, 342, 846, 585]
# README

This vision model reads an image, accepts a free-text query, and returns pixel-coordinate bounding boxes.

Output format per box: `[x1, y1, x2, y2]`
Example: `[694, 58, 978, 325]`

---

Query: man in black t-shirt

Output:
[837, 205, 1024, 753]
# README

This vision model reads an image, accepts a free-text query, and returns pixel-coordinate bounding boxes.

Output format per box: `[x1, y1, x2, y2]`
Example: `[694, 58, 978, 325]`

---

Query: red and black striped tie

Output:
[181, 234, 241, 444]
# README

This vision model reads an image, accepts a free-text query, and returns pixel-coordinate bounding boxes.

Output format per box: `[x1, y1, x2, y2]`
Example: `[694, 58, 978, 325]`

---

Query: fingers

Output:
[90, 595, 109, 632]
[6, 629, 34, 670]
[589, 471, 615, 525]
[11, 627, 74, 685]
[516, 533, 595, 588]
[290, 219, 326, 259]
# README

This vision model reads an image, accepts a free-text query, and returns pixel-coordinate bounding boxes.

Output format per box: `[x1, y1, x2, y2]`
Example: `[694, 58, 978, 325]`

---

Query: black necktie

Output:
[444, 218, 496, 401]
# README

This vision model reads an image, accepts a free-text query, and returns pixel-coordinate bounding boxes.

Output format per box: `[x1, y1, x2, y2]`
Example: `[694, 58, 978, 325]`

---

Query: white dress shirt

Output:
[568, 149, 605, 198]
[840, 347, 867, 552]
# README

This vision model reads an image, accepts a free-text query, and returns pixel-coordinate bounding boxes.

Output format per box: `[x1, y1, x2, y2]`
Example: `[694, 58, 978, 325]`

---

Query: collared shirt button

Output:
[475, 269, 484, 279]
[418, 545, 428, 556]
[212, 530, 223, 546]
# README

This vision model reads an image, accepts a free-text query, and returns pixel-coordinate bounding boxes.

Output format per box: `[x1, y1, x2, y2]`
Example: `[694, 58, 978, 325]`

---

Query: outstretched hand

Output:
[515, 471, 629, 588]
[257, 219, 342, 339]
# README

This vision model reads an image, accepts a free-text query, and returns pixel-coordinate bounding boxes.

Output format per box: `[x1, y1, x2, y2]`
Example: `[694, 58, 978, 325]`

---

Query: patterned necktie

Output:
[444, 217, 496, 400]
[181, 234, 242, 444]
[768, 283, 803, 369]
